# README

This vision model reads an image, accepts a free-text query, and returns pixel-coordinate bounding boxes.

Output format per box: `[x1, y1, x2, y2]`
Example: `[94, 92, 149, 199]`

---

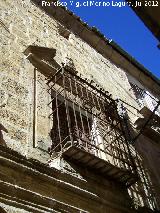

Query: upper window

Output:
[130, 82, 160, 116]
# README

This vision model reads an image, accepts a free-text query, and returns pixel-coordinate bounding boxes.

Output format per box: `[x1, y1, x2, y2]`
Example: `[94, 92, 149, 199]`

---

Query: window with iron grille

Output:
[130, 82, 160, 115]
[130, 83, 145, 107]
[47, 68, 134, 173]
[130, 82, 160, 138]
[46, 67, 158, 211]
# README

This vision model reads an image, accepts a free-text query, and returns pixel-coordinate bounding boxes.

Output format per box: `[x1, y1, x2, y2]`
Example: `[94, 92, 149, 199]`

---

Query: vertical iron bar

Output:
[84, 86, 92, 136]
[115, 101, 137, 174]
[74, 77, 86, 148]
[90, 90, 99, 157]
[63, 70, 73, 146]
[68, 75, 79, 142]
[55, 75, 62, 152]
[80, 83, 87, 151]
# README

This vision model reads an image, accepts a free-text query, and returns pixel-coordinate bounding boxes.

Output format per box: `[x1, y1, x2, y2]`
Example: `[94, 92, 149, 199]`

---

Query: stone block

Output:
[1, 78, 29, 98]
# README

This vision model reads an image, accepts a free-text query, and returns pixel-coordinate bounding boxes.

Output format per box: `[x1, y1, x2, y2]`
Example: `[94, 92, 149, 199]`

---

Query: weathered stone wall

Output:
[0, 0, 141, 159]
[0, 0, 160, 212]
[135, 135, 160, 207]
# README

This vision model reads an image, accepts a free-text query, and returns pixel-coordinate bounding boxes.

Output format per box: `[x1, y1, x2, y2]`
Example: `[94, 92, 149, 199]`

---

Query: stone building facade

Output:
[0, 0, 160, 212]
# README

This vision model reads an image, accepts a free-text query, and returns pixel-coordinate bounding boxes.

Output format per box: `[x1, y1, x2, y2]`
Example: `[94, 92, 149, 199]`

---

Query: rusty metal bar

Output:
[46, 67, 62, 85]
[55, 75, 62, 151]
[62, 71, 73, 146]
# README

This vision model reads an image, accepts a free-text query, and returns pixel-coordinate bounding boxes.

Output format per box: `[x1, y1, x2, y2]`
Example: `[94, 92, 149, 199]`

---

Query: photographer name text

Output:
[41, 1, 159, 8]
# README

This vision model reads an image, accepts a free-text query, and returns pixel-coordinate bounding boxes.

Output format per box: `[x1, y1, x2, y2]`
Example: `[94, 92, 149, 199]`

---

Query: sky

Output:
[64, 0, 160, 79]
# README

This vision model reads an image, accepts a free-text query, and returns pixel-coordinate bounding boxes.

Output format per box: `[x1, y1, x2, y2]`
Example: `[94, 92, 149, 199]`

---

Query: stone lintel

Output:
[24, 46, 61, 77]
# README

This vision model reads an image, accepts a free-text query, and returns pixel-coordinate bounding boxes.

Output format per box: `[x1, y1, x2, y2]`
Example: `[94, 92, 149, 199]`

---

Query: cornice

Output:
[0, 145, 134, 213]
[30, 0, 160, 97]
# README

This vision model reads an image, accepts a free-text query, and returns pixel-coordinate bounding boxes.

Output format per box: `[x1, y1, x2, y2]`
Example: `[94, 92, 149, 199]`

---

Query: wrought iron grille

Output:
[47, 68, 136, 173]
[130, 83, 160, 115]
[130, 83, 145, 101]
[46, 67, 158, 211]
[130, 82, 160, 136]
